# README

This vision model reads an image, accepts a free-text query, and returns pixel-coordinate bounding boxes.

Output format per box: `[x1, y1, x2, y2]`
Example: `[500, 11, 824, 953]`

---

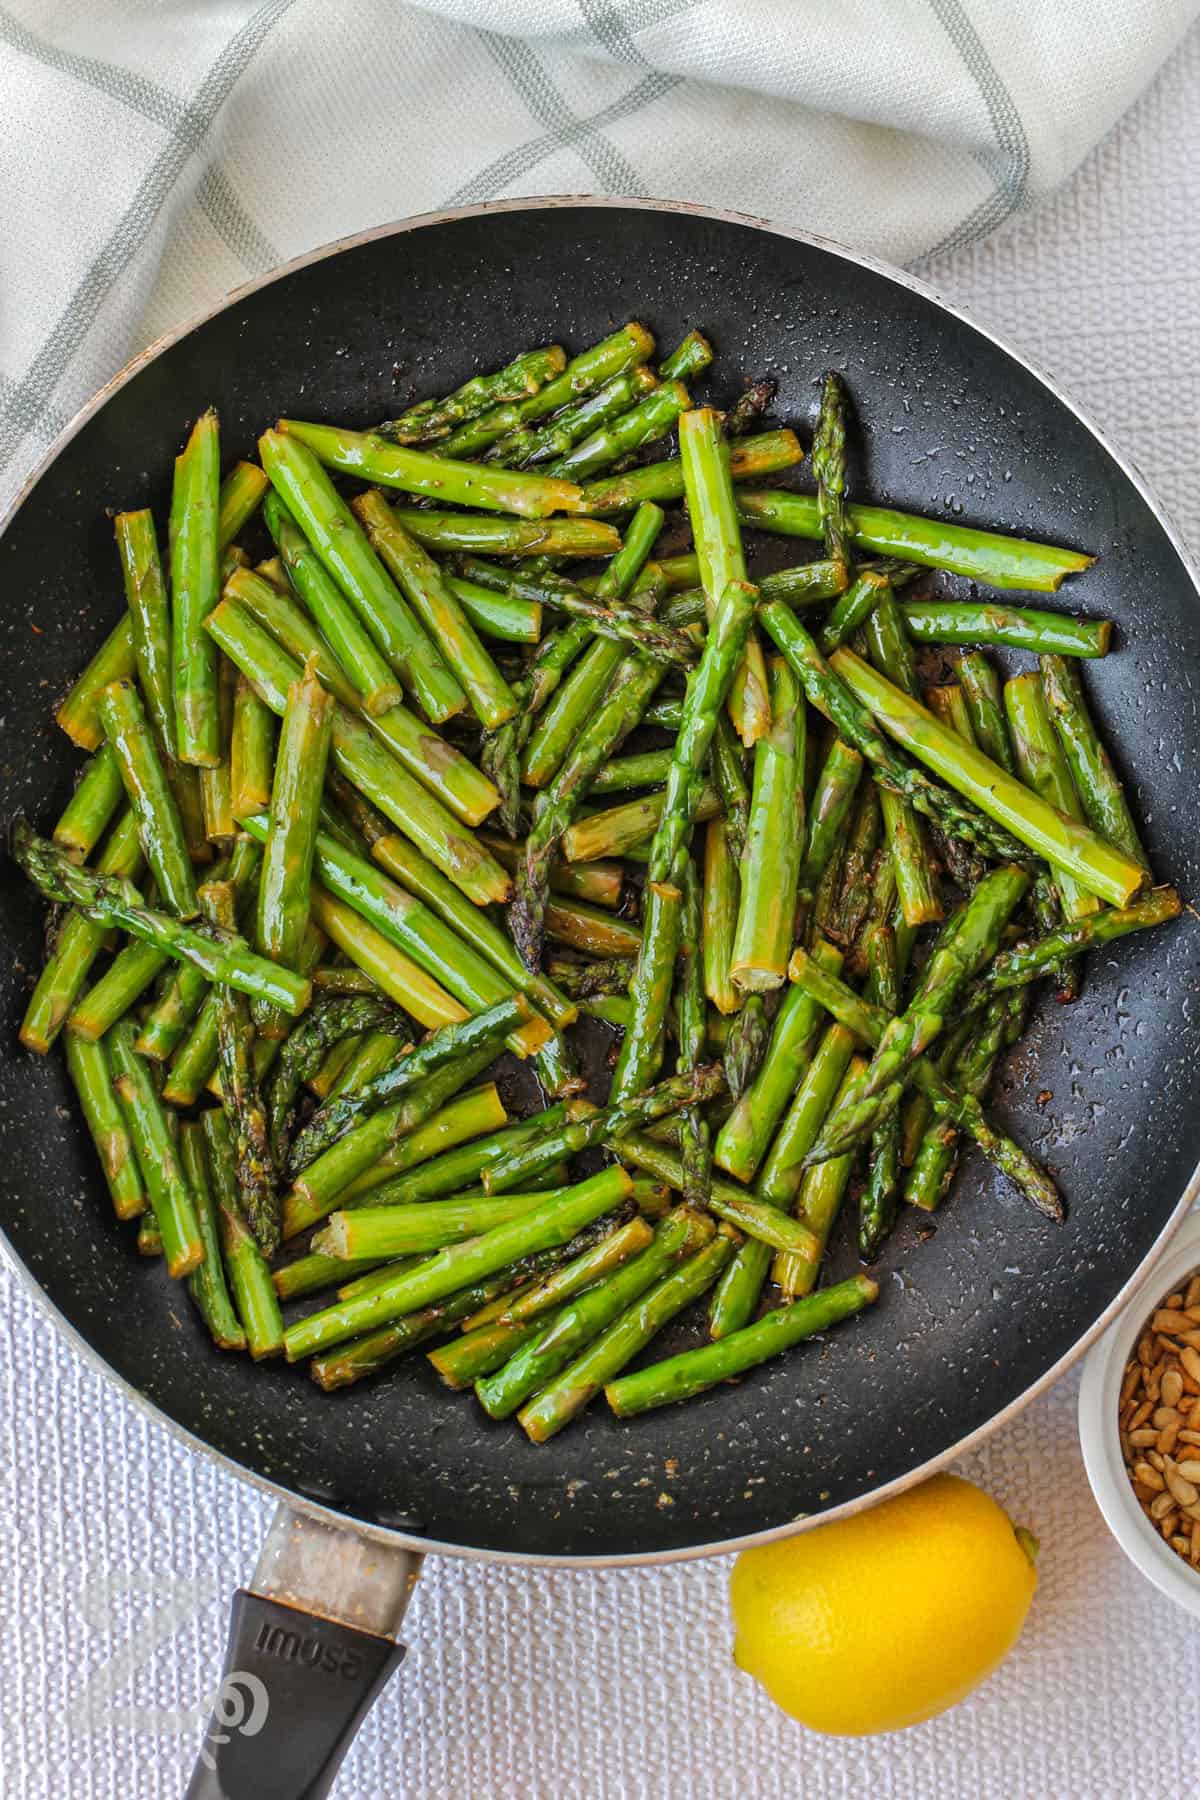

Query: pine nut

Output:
[1175, 1459, 1200, 1481]
[1180, 1346, 1200, 1384]
[1161, 1369, 1184, 1408]
[1158, 1419, 1182, 1456]
[1149, 1490, 1175, 1519]
[1129, 1428, 1159, 1446]
[1134, 1461, 1165, 1491]
[1167, 1467, 1200, 1507]
[1153, 1406, 1179, 1429]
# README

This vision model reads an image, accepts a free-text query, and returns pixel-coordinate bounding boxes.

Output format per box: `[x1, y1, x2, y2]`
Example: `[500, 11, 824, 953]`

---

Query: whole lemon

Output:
[730, 1473, 1038, 1735]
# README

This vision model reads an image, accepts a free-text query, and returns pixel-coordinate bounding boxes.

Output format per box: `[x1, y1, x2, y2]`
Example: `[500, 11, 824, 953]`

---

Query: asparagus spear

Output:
[489, 1213, 655, 1328]
[481, 1064, 726, 1195]
[483, 367, 658, 468]
[723, 994, 771, 1099]
[518, 1233, 735, 1442]
[377, 344, 566, 442]
[311, 1277, 524, 1389]
[255, 657, 333, 995]
[287, 997, 528, 1173]
[262, 490, 404, 716]
[216, 460, 268, 543]
[858, 589, 941, 931]
[710, 713, 751, 863]
[180, 1121, 247, 1350]
[13, 825, 311, 1014]
[607, 1272, 879, 1415]
[55, 618, 138, 751]
[202, 1108, 283, 1359]
[679, 407, 770, 745]
[171, 410, 223, 766]
[53, 744, 124, 863]
[475, 1208, 711, 1418]
[20, 811, 144, 1053]
[244, 813, 554, 1054]
[831, 646, 1146, 905]
[229, 675, 276, 818]
[316, 1187, 584, 1260]
[214, 582, 498, 827]
[775, 1053, 867, 1295]
[736, 489, 1095, 590]
[785, 947, 1062, 1218]
[707, 1237, 772, 1341]
[439, 324, 655, 456]
[64, 1030, 145, 1221]
[258, 428, 464, 724]
[387, 510, 620, 559]
[714, 939, 843, 1182]
[1041, 655, 1150, 874]
[675, 857, 713, 1207]
[812, 372, 851, 574]
[206, 601, 509, 903]
[1004, 674, 1101, 922]
[445, 575, 541, 643]
[614, 1134, 819, 1256]
[198, 656, 237, 842]
[332, 1084, 511, 1210]
[68, 937, 169, 1042]
[587, 748, 674, 794]
[756, 1022, 857, 1207]
[341, 798, 573, 1027]
[480, 572, 698, 667]
[806, 866, 1029, 1161]
[905, 998, 1010, 1212]
[265, 994, 401, 1165]
[959, 652, 1015, 773]
[206, 883, 278, 1255]
[965, 887, 1180, 1001]
[578, 429, 804, 516]
[307, 888, 468, 1029]
[702, 817, 739, 1015]
[545, 379, 690, 479]
[97, 679, 198, 918]
[796, 737, 862, 911]
[282, 1165, 634, 1361]
[106, 1020, 204, 1276]
[903, 601, 1111, 657]
[857, 922, 904, 1260]
[758, 604, 1032, 868]
[136, 836, 260, 1060]
[731, 656, 804, 991]
[353, 491, 519, 727]
[283, 1045, 505, 1232]
[114, 509, 175, 764]
[511, 647, 668, 970]
[519, 503, 665, 790]
[659, 330, 714, 383]
[644, 577, 757, 885]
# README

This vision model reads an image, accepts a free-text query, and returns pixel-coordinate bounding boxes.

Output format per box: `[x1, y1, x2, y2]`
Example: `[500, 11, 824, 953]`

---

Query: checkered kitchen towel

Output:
[1, 0, 1195, 514]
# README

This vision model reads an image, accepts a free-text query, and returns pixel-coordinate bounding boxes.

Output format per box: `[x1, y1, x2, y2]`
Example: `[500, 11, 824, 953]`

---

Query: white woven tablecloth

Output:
[5, 19, 1200, 1800]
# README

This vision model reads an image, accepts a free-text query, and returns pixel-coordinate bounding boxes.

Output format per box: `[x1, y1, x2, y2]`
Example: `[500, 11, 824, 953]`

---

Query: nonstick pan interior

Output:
[1, 200, 1197, 1561]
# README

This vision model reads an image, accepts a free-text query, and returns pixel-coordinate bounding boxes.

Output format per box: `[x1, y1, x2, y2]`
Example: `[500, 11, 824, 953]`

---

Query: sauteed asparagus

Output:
[14, 325, 1180, 1437]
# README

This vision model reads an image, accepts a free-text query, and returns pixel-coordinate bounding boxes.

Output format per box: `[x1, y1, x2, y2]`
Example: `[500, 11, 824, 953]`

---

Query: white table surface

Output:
[4, 22, 1200, 1800]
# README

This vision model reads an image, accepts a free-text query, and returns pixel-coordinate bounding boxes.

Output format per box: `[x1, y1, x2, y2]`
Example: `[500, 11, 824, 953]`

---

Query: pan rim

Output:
[3, 192, 1198, 1569]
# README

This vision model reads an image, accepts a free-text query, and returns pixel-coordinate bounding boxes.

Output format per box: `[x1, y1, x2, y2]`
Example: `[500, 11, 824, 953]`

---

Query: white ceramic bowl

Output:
[1078, 1210, 1200, 1617]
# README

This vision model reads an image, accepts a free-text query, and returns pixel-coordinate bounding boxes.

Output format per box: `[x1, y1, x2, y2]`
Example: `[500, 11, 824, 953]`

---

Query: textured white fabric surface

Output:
[1, 0, 1198, 515]
[4, 9, 1200, 1800]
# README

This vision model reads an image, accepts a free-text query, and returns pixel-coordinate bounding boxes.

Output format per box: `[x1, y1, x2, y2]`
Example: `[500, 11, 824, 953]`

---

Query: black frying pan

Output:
[3, 199, 1198, 1797]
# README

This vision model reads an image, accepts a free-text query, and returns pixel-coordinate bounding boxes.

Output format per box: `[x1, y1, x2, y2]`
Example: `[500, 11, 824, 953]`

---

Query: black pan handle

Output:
[186, 1505, 422, 1800]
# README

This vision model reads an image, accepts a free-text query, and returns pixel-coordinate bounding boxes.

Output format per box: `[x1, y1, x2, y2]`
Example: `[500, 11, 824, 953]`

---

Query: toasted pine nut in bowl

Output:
[1079, 1210, 1200, 1617]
